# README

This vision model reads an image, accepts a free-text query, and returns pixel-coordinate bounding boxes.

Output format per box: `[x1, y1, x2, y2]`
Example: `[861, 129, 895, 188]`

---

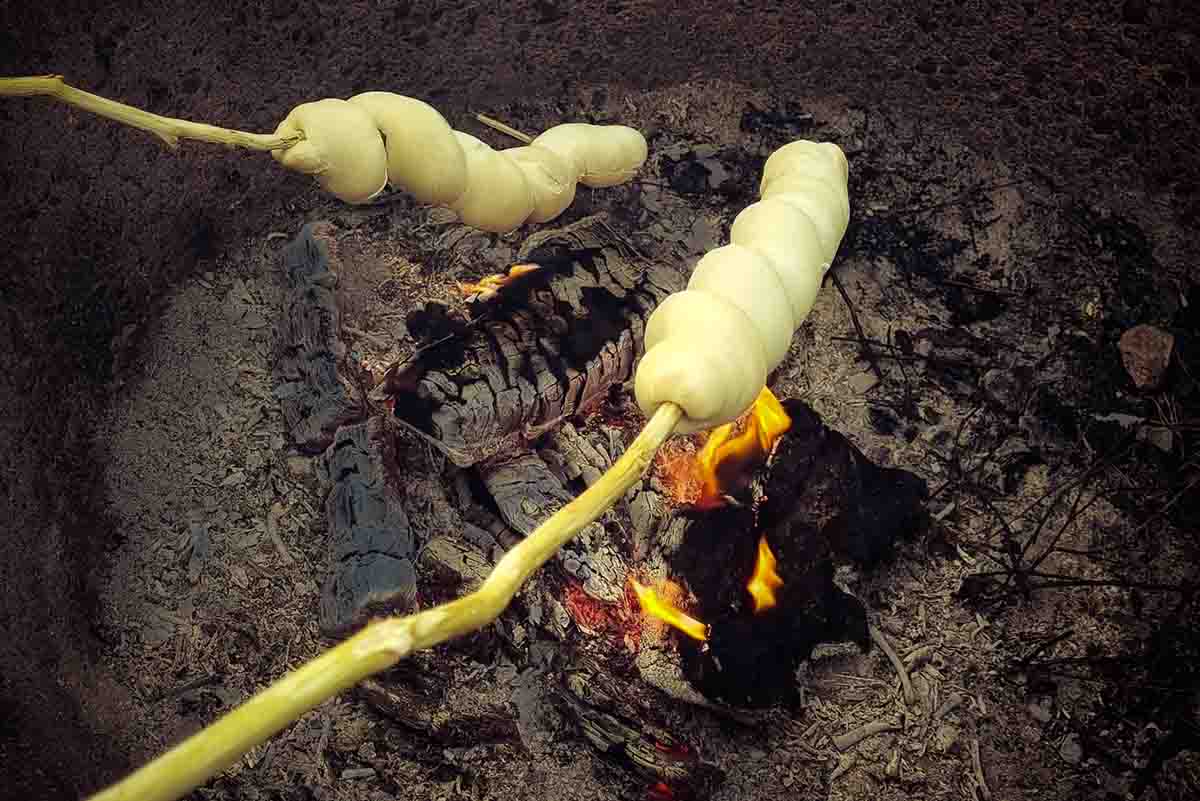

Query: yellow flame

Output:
[457, 262, 541, 299]
[747, 535, 784, 613]
[693, 386, 792, 508]
[631, 579, 708, 642]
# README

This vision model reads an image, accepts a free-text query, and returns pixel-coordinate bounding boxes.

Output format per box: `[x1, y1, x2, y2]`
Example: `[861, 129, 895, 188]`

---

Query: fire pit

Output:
[266, 214, 927, 794]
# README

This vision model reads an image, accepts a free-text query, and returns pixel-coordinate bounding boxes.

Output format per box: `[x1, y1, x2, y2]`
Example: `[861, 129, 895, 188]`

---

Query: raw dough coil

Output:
[635, 140, 850, 434]
[270, 92, 647, 233]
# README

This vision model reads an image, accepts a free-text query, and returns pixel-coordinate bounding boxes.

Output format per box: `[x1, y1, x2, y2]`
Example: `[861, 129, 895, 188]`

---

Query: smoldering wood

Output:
[672, 398, 928, 707]
[274, 222, 365, 453]
[317, 417, 417, 637]
[479, 450, 627, 603]
[385, 215, 682, 467]
[355, 655, 519, 746]
[556, 658, 726, 798]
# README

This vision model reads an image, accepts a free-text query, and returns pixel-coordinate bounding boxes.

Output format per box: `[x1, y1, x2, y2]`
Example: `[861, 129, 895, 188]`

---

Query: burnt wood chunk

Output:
[317, 418, 416, 637]
[556, 659, 725, 799]
[274, 223, 364, 453]
[355, 651, 520, 745]
[479, 452, 626, 602]
[387, 215, 681, 467]
[672, 399, 928, 707]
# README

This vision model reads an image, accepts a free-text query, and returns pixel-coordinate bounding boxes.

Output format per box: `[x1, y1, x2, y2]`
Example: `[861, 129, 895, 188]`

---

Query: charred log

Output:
[274, 223, 365, 453]
[672, 398, 928, 707]
[385, 215, 682, 467]
[317, 417, 417, 637]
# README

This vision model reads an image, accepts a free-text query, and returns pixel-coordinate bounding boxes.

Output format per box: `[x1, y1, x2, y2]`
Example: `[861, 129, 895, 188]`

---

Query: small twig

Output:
[0, 74, 300, 151]
[970, 739, 992, 801]
[903, 644, 934, 668]
[831, 718, 901, 752]
[474, 112, 534, 144]
[870, 626, 917, 706]
[1016, 629, 1075, 671]
[827, 269, 884, 384]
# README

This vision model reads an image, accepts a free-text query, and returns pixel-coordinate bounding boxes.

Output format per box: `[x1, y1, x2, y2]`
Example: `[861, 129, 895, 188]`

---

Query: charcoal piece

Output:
[386, 215, 681, 467]
[478, 451, 625, 602]
[274, 223, 364, 453]
[556, 658, 725, 799]
[356, 655, 518, 745]
[671, 398, 925, 708]
[419, 536, 491, 591]
[317, 418, 416, 636]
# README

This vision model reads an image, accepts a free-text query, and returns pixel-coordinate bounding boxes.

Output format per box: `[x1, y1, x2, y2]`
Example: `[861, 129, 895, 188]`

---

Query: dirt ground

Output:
[2, 2, 1199, 800]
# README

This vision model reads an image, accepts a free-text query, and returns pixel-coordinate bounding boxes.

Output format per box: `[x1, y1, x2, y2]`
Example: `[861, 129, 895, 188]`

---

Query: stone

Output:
[1118, 324, 1174, 390]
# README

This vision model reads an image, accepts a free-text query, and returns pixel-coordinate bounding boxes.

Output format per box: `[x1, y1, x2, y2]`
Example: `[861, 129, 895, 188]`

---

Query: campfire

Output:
[272, 217, 927, 795]
[656, 386, 792, 509]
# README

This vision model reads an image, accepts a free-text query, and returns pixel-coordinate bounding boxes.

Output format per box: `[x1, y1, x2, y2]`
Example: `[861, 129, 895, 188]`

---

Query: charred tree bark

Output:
[385, 215, 682, 467]
[274, 222, 365, 453]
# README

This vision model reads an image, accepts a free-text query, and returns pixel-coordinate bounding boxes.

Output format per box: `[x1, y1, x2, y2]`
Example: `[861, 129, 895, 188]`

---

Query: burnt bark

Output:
[274, 223, 365, 453]
[317, 417, 417, 637]
[386, 215, 681, 467]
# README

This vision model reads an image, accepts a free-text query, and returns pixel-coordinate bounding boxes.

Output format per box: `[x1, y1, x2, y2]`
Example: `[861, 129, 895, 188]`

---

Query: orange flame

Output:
[457, 262, 541, 299]
[631, 579, 708, 642]
[746, 535, 784, 612]
[658, 386, 792, 508]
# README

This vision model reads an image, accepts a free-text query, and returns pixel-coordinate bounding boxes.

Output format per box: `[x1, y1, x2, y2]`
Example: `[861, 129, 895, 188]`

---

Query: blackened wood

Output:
[386, 215, 681, 467]
[355, 655, 519, 745]
[418, 536, 491, 591]
[274, 223, 365, 453]
[672, 398, 928, 707]
[479, 451, 626, 602]
[557, 659, 725, 799]
[317, 417, 416, 637]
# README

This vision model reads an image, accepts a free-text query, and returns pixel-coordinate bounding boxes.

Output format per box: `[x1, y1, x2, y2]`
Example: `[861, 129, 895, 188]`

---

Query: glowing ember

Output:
[656, 386, 792, 508]
[746, 535, 784, 612]
[631, 579, 708, 642]
[457, 262, 541, 299]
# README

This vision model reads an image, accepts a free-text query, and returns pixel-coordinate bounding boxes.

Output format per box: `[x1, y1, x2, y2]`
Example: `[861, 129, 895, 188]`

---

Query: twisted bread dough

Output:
[635, 140, 849, 434]
[271, 93, 647, 232]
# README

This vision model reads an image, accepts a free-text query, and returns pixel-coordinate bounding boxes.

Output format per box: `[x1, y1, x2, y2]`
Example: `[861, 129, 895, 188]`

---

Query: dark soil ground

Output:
[2, 2, 1199, 800]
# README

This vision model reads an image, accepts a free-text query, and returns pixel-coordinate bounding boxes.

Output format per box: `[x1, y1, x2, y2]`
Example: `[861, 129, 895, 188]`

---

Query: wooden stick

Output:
[0, 75, 301, 151]
[88, 402, 683, 801]
[869, 625, 917, 706]
[474, 112, 534, 144]
[831, 718, 900, 752]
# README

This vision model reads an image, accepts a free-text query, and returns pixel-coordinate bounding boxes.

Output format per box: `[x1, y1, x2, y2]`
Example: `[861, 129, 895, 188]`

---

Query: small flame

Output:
[631, 579, 708, 642]
[658, 386, 791, 508]
[746, 535, 784, 613]
[457, 262, 541, 300]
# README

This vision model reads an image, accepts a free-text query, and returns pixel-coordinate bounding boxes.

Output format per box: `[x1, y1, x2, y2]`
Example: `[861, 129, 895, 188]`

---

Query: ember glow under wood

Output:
[386, 215, 681, 467]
